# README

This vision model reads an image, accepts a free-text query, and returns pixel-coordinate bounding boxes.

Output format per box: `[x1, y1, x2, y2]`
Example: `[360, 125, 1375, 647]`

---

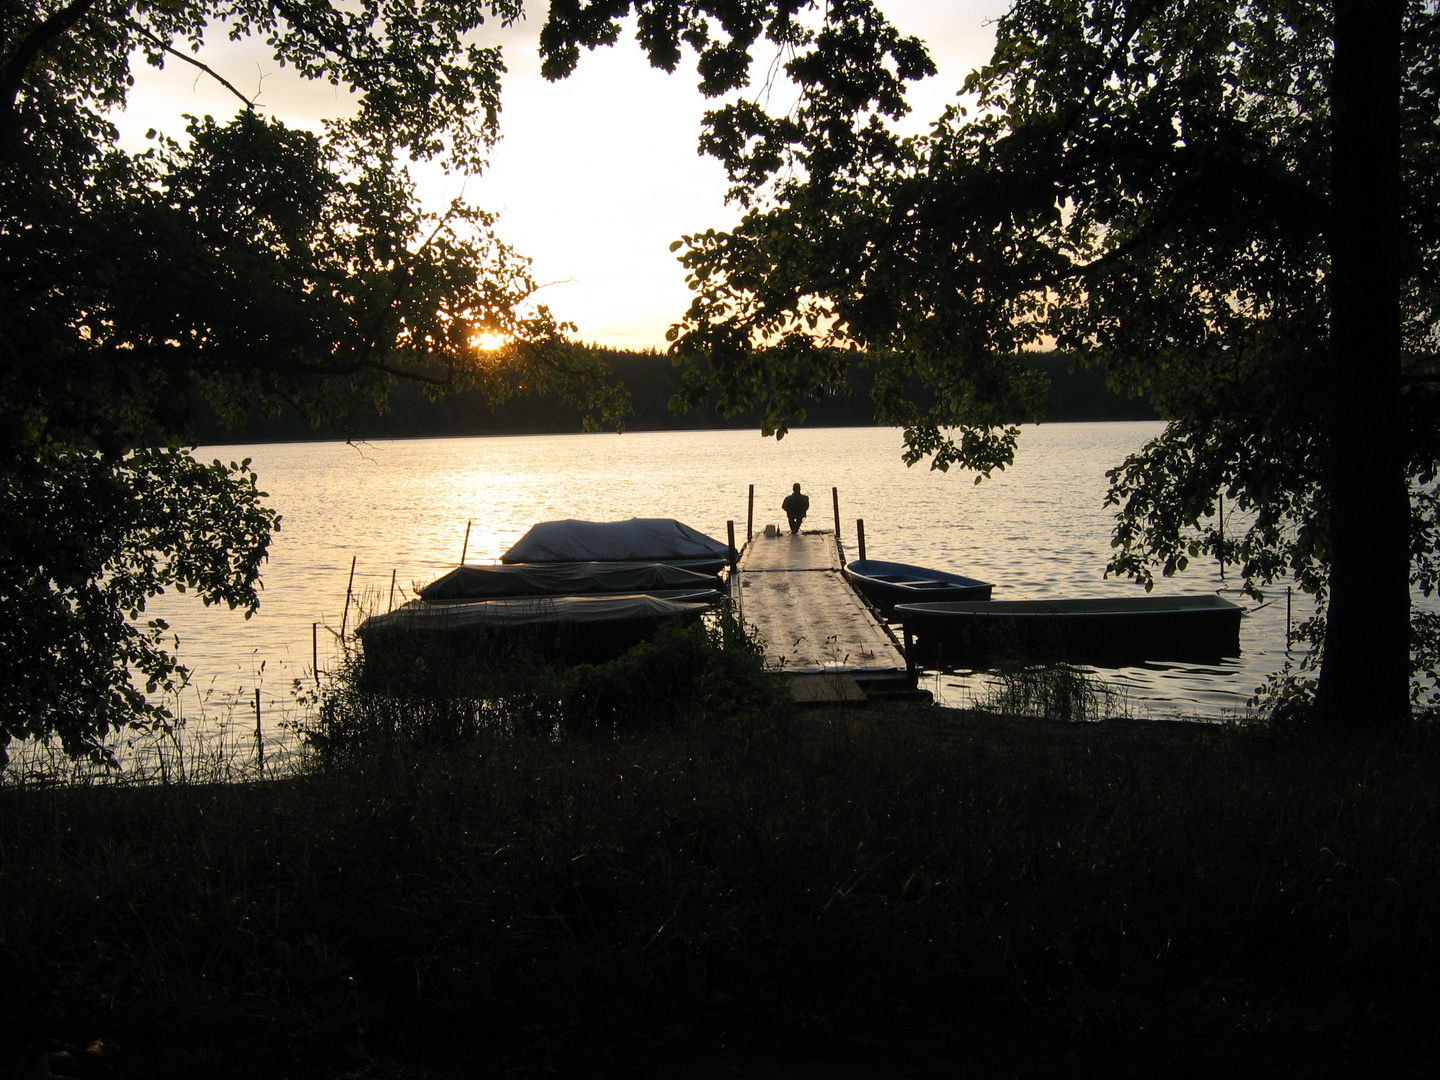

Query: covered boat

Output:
[896, 594, 1244, 667]
[501, 518, 732, 573]
[843, 558, 993, 618]
[417, 560, 721, 602]
[358, 591, 719, 667]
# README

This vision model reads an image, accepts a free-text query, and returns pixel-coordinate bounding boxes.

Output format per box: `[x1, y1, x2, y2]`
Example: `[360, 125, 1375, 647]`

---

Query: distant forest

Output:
[195, 348, 1158, 445]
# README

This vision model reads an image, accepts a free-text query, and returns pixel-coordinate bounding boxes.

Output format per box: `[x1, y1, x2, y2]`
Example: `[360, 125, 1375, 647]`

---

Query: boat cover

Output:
[359, 593, 713, 635]
[501, 518, 730, 564]
[417, 560, 720, 602]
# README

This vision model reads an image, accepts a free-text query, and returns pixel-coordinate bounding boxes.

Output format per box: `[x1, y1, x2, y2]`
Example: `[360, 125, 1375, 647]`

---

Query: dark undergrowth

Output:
[3, 696, 1438, 1077]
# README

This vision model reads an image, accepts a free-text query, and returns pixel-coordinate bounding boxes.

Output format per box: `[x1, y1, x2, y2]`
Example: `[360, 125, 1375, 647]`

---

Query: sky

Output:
[118, 2, 1012, 351]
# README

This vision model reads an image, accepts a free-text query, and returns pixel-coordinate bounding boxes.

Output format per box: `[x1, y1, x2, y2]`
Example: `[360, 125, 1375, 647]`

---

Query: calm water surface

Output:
[147, 422, 1313, 750]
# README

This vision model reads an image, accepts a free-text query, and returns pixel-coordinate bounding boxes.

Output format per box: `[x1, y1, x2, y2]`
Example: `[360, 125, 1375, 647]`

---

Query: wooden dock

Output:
[730, 530, 912, 701]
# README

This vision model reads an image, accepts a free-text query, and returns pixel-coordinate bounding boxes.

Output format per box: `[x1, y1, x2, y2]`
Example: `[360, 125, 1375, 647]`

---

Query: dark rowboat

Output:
[895, 594, 1244, 667]
[843, 559, 994, 618]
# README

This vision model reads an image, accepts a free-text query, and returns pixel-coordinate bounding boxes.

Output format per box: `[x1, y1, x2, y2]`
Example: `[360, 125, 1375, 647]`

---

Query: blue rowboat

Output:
[843, 558, 994, 618]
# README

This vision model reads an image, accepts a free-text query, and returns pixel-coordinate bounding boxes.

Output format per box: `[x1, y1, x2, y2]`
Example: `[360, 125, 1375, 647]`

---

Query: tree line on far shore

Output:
[192, 347, 1158, 445]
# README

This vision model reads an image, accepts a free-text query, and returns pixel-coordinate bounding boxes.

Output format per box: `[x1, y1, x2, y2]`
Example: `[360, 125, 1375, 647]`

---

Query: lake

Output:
[138, 421, 1316, 761]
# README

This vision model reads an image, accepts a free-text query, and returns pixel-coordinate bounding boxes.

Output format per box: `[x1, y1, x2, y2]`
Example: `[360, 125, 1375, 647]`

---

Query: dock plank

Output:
[732, 532, 909, 685]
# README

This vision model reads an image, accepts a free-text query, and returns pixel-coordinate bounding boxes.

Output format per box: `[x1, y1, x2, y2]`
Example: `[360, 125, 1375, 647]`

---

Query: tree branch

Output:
[0, 0, 99, 113]
[125, 22, 257, 111]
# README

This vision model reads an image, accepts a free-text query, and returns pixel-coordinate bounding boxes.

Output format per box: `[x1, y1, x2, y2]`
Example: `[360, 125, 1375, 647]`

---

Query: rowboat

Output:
[895, 594, 1244, 666]
[842, 558, 994, 618]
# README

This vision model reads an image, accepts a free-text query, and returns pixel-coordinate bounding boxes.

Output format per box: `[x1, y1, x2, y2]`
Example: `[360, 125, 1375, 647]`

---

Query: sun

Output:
[470, 331, 509, 352]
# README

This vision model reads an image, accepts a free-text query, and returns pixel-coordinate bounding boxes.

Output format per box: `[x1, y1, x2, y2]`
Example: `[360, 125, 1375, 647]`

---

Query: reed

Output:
[979, 660, 1129, 723]
[3, 702, 1437, 1076]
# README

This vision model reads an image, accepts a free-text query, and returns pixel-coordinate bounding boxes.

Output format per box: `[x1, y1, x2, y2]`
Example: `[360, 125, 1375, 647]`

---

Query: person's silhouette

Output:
[781, 483, 810, 535]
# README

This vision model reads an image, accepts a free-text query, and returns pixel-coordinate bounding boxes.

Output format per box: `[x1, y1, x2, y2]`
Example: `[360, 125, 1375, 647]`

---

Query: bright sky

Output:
[117, 2, 1011, 351]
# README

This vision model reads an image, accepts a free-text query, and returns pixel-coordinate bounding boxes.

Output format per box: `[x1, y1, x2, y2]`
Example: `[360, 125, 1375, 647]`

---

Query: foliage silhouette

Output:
[0, 1, 628, 766]
[540, 0, 1439, 732]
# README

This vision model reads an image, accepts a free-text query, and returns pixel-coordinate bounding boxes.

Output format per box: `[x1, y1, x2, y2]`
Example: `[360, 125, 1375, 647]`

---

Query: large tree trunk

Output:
[1317, 0, 1411, 732]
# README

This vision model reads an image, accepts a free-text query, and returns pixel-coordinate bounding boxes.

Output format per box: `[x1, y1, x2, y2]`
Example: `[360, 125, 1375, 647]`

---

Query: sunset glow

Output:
[471, 331, 509, 353]
[114, 4, 1007, 351]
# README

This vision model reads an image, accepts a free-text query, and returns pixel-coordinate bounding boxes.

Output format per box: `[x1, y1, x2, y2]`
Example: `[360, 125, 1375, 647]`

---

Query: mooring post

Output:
[460, 519, 473, 565]
[254, 687, 264, 767]
[388, 568, 397, 612]
[856, 519, 867, 562]
[832, 487, 841, 540]
[747, 484, 754, 541]
[1218, 497, 1225, 581]
[1286, 585, 1293, 650]
[902, 625, 917, 688]
[312, 622, 319, 688]
[339, 555, 357, 645]
[727, 520, 738, 571]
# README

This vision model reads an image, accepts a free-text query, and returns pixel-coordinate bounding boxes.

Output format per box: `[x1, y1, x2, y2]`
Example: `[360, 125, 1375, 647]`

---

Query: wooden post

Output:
[903, 625, 916, 688]
[388, 568, 397, 612]
[832, 487, 840, 539]
[1286, 585, 1293, 650]
[727, 520, 738, 571]
[312, 622, 319, 688]
[339, 555, 357, 644]
[254, 687, 264, 767]
[747, 484, 754, 541]
[460, 519, 473, 565]
[1218, 497, 1225, 581]
[856, 519, 867, 563]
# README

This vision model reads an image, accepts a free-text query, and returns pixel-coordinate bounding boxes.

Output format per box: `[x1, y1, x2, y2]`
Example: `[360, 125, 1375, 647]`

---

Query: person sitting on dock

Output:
[782, 483, 810, 535]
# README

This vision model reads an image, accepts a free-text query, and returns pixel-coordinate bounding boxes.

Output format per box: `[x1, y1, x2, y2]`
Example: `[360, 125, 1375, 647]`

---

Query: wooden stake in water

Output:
[461, 519, 473, 565]
[388, 568, 397, 612]
[312, 621, 319, 688]
[831, 487, 841, 541]
[1286, 585, 1293, 650]
[1218, 496, 1226, 581]
[254, 687, 264, 767]
[747, 484, 754, 541]
[727, 520, 737, 571]
[339, 555, 357, 645]
[856, 519, 867, 562]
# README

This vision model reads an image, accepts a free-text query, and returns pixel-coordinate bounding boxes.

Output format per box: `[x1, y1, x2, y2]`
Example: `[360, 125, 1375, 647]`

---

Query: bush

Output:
[301, 605, 787, 762]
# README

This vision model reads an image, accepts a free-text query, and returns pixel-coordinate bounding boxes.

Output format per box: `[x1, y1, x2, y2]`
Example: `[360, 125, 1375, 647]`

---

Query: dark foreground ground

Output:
[3, 704, 1437, 1079]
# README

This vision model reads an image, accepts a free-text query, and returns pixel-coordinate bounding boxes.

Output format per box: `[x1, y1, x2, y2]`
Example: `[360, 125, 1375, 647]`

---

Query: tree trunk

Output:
[1317, 0, 1411, 733]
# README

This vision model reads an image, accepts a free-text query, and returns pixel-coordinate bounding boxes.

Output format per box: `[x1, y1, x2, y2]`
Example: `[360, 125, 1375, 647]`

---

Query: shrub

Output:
[301, 604, 786, 761]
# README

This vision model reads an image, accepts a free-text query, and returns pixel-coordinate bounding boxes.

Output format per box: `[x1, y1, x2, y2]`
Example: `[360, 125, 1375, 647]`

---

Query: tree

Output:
[540, 0, 1439, 732]
[0, 1, 629, 768]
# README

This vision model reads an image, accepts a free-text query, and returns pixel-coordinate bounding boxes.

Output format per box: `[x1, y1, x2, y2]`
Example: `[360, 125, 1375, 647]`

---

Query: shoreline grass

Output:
[3, 701, 1438, 1078]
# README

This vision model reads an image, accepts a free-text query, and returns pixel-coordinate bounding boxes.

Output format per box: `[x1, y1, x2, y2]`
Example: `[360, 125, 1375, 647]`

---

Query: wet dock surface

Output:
[731, 531, 909, 697]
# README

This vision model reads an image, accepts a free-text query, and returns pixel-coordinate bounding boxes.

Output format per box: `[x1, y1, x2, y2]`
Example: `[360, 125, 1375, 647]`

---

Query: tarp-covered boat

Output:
[358, 591, 719, 666]
[501, 518, 731, 573]
[843, 558, 993, 618]
[417, 560, 721, 602]
[896, 594, 1244, 666]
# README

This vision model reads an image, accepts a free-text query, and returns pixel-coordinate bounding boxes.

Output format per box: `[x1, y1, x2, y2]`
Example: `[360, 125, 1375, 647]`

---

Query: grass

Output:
[3, 636, 1438, 1077]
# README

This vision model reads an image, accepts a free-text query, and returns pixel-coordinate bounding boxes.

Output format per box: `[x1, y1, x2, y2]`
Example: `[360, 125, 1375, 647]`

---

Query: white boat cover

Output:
[359, 593, 712, 635]
[417, 560, 719, 602]
[500, 518, 730, 565]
